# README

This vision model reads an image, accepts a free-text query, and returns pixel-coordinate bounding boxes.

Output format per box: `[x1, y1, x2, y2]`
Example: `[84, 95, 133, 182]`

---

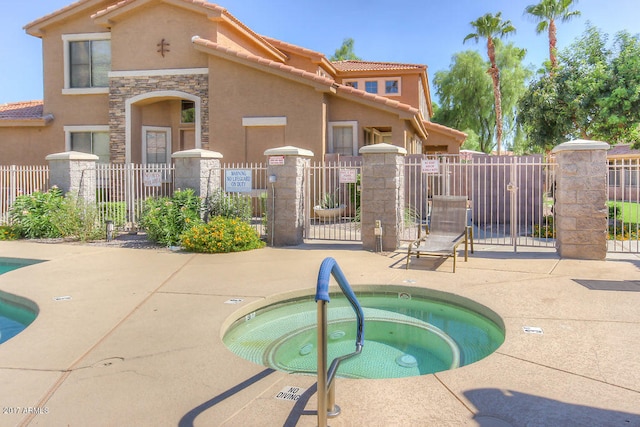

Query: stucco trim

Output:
[109, 68, 209, 78]
[242, 117, 287, 127]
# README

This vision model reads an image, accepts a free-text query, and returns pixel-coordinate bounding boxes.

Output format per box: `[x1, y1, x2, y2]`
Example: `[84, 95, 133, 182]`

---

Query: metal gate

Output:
[607, 159, 640, 253]
[403, 154, 556, 251]
[305, 161, 361, 241]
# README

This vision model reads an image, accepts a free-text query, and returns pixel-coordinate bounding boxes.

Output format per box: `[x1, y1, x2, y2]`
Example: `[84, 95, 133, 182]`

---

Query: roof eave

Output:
[0, 114, 54, 128]
[192, 38, 332, 92]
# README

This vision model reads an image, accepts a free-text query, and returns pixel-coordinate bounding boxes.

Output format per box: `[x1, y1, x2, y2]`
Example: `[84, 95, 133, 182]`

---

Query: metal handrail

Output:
[315, 257, 365, 426]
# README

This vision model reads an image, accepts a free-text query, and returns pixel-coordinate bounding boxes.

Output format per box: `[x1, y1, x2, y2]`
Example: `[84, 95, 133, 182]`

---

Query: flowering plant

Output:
[181, 216, 265, 253]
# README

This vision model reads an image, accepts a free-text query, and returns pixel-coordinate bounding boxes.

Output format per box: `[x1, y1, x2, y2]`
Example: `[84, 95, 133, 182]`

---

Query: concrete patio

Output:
[0, 240, 639, 426]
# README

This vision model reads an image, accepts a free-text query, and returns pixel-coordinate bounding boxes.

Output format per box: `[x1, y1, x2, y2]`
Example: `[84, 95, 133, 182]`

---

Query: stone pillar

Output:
[264, 146, 313, 247]
[172, 149, 223, 198]
[552, 139, 610, 260]
[45, 151, 98, 201]
[360, 143, 406, 252]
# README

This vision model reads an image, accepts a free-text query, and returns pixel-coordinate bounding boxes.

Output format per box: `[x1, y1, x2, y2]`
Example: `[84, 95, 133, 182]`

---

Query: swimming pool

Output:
[223, 286, 505, 379]
[0, 257, 43, 345]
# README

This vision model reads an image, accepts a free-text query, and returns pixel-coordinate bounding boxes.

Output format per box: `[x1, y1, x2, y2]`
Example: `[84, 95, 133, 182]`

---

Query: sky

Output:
[0, 0, 638, 105]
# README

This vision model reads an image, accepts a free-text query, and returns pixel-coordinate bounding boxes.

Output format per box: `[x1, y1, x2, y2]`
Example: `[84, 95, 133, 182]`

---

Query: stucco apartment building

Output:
[0, 0, 466, 166]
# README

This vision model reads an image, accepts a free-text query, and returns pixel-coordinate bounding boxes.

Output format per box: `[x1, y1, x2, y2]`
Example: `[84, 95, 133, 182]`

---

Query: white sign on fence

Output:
[143, 171, 162, 187]
[268, 156, 285, 165]
[339, 168, 358, 183]
[421, 159, 440, 174]
[225, 169, 252, 193]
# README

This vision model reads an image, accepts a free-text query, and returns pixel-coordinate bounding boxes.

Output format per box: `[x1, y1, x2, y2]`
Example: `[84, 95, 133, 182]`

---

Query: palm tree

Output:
[525, 0, 581, 70]
[464, 12, 516, 156]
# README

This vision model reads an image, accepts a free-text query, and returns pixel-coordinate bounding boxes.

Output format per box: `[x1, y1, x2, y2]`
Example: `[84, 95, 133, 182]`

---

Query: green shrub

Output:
[140, 189, 203, 246]
[9, 187, 104, 241]
[10, 187, 66, 238]
[181, 216, 265, 253]
[205, 189, 252, 222]
[0, 225, 18, 241]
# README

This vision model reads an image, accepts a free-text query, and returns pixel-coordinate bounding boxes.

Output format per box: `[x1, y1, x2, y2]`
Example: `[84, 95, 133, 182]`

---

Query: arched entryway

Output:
[124, 91, 202, 164]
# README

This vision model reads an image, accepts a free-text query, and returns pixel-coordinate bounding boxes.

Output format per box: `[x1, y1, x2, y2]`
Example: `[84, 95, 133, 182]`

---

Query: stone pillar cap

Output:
[264, 146, 314, 157]
[359, 143, 407, 155]
[45, 151, 99, 161]
[552, 139, 610, 153]
[172, 148, 223, 159]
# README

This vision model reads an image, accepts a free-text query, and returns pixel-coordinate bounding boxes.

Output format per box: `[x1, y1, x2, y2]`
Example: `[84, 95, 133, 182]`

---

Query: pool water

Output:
[0, 258, 42, 345]
[223, 287, 505, 379]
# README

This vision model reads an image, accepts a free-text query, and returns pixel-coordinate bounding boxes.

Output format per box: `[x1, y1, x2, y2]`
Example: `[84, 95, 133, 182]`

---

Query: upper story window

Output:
[343, 77, 402, 96]
[385, 80, 399, 94]
[365, 81, 378, 94]
[63, 33, 111, 95]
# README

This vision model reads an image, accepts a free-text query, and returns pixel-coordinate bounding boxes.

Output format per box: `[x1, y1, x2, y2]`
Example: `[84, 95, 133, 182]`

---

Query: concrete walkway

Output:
[0, 240, 639, 426]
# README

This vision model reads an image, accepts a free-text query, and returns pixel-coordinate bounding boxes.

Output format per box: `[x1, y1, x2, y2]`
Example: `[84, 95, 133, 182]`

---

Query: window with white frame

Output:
[63, 33, 111, 94]
[65, 126, 110, 163]
[342, 77, 401, 96]
[385, 80, 399, 94]
[365, 81, 378, 94]
[328, 121, 358, 156]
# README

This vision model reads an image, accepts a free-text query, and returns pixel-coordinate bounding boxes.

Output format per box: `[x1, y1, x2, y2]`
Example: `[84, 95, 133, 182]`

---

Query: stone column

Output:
[45, 151, 98, 201]
[172, 149, 223, 198]
[360, 143, 406, 252]
[264, 146, 313, 247]
[552, 139, 610, 260]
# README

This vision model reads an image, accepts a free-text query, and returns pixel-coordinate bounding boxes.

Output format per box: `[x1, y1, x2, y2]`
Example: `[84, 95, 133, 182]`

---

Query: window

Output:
[181, 100, 195, 124]
[143, 126, 172, 166]
[63, 33, 111, 94]
[345, 81, 358, 89]
[385, 80, 399, 94]
[365, 81, 378, 94]
[69, 131, 110, 163]
[328, 121, 358, 156]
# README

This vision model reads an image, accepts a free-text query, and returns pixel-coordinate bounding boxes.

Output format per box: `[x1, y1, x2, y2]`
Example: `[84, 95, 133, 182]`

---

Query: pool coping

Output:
[0, 240, 639, 426]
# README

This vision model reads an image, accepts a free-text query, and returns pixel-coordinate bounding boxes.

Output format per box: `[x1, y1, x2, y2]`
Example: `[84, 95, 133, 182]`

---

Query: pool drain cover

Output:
[396, 354, 418, 368]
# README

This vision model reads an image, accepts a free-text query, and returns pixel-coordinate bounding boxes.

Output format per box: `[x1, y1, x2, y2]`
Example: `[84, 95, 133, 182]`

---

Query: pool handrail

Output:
[315, 257, 365, 425]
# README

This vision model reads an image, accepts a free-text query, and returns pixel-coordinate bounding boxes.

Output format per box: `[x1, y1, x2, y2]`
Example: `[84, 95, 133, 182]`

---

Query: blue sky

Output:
[0, 0, 638, 105]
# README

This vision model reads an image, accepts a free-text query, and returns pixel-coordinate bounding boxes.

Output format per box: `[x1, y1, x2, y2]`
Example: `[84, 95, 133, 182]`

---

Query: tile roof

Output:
[608, 143, 640, 158]
[332, 60, 426, 72]
[192, 37, 336, 87]
[192, 37, 421, 118]
[424, 120, 467, 141]
[0, 101, 45, 120]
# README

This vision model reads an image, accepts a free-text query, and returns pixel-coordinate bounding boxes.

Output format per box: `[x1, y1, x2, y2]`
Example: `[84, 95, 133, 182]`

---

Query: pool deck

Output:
[0, 240, 639, 426]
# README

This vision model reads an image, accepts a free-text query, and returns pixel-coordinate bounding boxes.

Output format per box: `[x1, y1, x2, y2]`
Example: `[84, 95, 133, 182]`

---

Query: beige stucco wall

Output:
[424, 127, 461, 154]
[110, 3, 211, 71]
[327, 96, 411, 150]
[207, 56, 325, 163]
[0, 127, 53, 165]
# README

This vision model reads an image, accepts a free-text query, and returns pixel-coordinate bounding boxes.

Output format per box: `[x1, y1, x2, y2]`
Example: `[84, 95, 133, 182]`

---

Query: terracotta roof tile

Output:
[260, 36, 325, 60]
[0, 101, 45, 120]
[333, 60, 426, 72]
[424, 120, 467, 141]
[24, 0, 92, 33]
[192, 37, 335, 86]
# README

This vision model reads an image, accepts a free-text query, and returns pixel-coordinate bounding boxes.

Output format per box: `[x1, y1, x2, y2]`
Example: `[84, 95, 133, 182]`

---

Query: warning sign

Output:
[339, 168, 358, 183]
[275, 386, 306, 402]
[225, 169, 252, 193]
[421, 159, 439, 174]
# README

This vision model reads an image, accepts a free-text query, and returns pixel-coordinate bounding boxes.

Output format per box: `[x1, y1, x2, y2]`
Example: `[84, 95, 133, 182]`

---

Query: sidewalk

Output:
[0, 240, 639, 426]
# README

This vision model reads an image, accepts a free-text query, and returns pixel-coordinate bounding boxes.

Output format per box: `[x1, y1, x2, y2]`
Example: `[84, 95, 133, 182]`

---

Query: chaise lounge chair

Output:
[406, 195, 472, 272]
